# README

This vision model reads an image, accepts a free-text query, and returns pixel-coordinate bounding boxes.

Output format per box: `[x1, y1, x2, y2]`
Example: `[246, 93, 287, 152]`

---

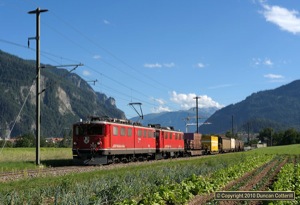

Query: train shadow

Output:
[41, 159, 74, 167]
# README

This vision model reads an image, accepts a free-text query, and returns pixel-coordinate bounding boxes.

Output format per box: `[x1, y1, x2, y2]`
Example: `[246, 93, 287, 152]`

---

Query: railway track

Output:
[0, 166, 99, 183]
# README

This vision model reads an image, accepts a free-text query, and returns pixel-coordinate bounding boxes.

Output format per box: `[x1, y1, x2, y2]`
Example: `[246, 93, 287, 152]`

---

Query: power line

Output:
[0, 78, 36, 155]
[0, 0, 183, 115]
[46, 10, 174, 91]
[0, 38, 180, 115]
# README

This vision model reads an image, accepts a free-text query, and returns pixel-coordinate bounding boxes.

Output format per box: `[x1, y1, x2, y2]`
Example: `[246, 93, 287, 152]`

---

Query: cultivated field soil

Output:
[0, 145, 299, 204]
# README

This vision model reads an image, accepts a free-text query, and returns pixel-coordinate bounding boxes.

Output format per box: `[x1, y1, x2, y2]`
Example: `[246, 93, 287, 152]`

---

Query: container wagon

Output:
[230, 138, 236, 152]
[235, 139, 244, 151]
[202, 135, 218, 154]
[184, 133, 203, 156]
[218, 136, 231, 153]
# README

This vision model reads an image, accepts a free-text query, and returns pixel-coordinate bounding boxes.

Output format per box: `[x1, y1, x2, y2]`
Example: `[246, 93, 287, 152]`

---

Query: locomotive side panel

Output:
[109, 124, 135, 154]
[155, 129, 184, 158]
[133, 126, 156, 154]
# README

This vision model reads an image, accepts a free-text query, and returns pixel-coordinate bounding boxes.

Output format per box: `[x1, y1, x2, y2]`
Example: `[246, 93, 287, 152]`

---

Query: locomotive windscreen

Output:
[74, 124, 104, 136]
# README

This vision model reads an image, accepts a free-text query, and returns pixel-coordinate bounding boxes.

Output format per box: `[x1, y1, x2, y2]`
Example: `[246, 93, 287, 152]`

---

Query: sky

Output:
[1, 0, 300, 119]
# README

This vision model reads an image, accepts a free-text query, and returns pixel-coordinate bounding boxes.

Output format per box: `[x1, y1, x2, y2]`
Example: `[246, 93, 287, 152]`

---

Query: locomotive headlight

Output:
[73, 142, 77, 146]
[96, 141, 101, 146]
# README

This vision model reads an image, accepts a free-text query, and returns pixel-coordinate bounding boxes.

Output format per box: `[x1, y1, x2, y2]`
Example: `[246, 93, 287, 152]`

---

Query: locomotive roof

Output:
[74, 116, 182, 132]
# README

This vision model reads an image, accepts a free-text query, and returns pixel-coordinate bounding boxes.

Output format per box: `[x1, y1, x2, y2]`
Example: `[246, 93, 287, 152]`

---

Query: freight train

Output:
[72, 116, 244, 165]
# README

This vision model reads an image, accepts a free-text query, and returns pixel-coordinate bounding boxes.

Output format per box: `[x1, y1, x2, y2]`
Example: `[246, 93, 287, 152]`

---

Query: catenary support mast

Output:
[193, 96, 201, 133]
[28, 8, 48, 166]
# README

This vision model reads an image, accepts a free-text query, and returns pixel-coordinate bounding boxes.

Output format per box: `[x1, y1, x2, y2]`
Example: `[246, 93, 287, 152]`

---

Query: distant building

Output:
[45, 138, 64, 144]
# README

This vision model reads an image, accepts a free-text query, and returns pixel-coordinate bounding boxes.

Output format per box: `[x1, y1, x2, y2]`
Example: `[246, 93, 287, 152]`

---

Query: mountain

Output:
[130, 107, 219, 132]
[199, 80, 300, 134]
[0, 50, 125, 138]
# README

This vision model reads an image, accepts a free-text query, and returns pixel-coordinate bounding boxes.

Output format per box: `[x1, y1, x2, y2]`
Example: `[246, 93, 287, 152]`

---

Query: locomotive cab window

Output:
[74, 125, 86, 136]
[88, 125, 103, 135]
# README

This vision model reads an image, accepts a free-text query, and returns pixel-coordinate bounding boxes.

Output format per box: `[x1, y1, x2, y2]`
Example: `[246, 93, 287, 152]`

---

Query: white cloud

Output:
[261, 3, 300, 34]
[144, 63, 162, 68]
[93, 55, 101, 60]
[196, 63, 205, 68]
[163, 62, 175, 68]
[170, 91, 224, 110]
[264, 73, 284, 79]
[264, 58, 273, 66]
[144, 62, 175, 68]
[103, 19, 110, 25]
[83, 70, 91, 76]
[154, 98, 166, 105]
[252, 57, 274, 67]
[151, 98, 171, 113]
[252, 58, 261, 66]
[152, 105, 171, 113]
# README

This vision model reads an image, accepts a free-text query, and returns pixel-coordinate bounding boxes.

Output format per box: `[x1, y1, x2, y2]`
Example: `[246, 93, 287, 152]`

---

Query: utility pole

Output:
[193, 96, 201, 133]
[231, 115, 234, 138]
[28, 8, 48, 166]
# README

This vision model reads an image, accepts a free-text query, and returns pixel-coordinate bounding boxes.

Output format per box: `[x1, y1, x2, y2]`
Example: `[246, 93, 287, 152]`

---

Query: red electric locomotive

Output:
[149, 124, 185, 159]
[73, 116, 156, 165]
[72, 116, 185, 165]
[72, 116, 244, 165]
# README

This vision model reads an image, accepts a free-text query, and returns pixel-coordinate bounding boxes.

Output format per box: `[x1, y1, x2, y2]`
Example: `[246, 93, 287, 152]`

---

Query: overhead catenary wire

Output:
[1, 0, 183, 114]
[25, 2, 178, 106]
[0, 38, 180, 115]
[0, 78, 36, 154]
[39, 19, 168, 93]
[43, 8, 174, 91]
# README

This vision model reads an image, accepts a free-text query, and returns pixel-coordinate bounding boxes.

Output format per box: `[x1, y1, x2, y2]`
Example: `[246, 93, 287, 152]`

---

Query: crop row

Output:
[117, 155, 274, 204]
[270, 163, 300, 204]
[0, 154, 271, 205]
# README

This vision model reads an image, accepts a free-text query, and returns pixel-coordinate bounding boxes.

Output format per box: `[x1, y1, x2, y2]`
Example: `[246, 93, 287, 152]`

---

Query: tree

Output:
[281, 128, 298, 145]
[15, 133, 35, 147]
[257, 127, 273, 145]
[0, 140, 13, 148]
[59, 130, 72, 148]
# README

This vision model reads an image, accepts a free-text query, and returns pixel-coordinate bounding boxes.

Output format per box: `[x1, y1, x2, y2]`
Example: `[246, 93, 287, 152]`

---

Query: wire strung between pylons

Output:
[0, 78, 36, 155]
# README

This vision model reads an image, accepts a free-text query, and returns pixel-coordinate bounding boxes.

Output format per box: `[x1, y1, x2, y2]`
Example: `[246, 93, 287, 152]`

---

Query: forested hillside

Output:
[199, 80, 300, 134]
[0, 50, 125, 138]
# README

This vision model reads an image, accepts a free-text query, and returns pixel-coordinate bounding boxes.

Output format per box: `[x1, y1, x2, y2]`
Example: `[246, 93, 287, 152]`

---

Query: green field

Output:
[0, 148, 72, 172]
[0, 145, 299, 204]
